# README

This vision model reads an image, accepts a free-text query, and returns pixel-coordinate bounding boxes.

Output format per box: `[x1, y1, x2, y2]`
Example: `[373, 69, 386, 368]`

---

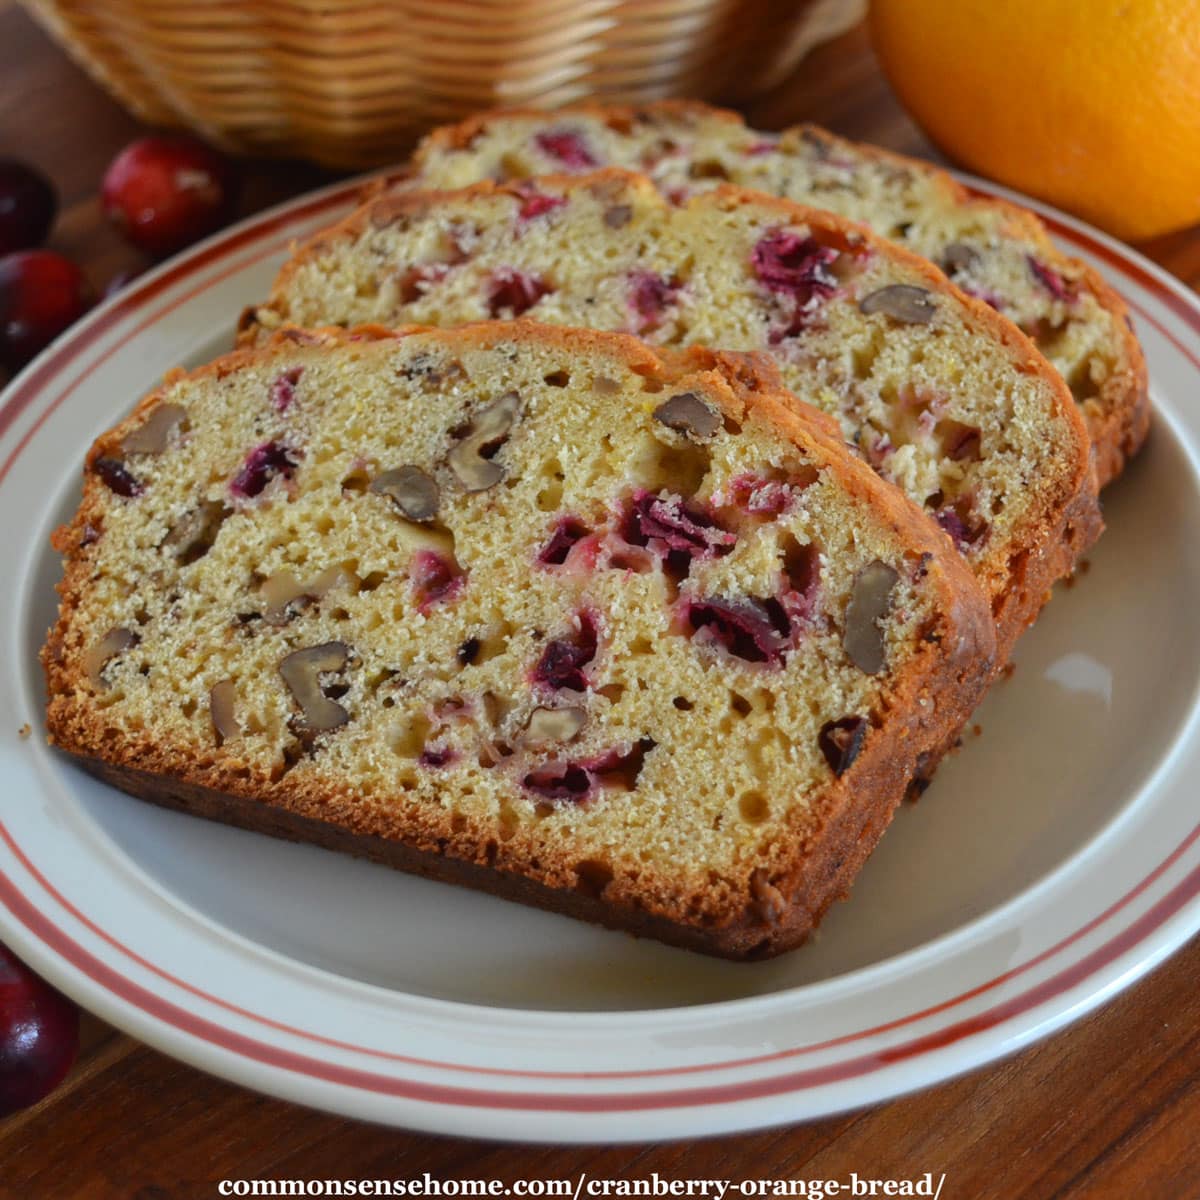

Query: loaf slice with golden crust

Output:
[44, 322, 995, 959]
[410, 100, 1148, 487]
[245, 170, 1101, 666]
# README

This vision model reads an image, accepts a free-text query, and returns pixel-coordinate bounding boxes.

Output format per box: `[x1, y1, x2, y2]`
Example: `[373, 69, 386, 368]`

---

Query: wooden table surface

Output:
[3, 5, 1200, 1197]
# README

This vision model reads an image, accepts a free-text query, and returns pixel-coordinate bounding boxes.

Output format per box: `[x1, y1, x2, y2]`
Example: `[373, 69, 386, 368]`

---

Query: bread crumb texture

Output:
[44, 325, 993, 952]
[253, 168, 1097, 628]
[408, 101, 1147, 486]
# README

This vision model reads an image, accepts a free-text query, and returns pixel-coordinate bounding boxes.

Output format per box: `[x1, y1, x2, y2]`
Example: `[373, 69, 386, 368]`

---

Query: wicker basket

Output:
[21, 0, 865, 168]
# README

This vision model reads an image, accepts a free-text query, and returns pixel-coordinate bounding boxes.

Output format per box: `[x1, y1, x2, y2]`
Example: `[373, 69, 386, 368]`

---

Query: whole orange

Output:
[870, 0, 1200, 241]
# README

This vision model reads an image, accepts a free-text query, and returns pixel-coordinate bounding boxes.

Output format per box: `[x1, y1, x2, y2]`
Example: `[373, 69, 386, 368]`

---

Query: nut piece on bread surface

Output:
[247, 169, 1101, 665]
[404, 100, 1148, 488]
[43, 322, 995, 959]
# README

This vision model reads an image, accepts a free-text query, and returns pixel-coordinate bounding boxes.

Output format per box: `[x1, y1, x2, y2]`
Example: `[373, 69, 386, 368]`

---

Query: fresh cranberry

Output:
[683, 597, 790, 665]
[534, 130, 598, 169]
[1027, 256, 1074, 303]
[743, 140, 779, 157]
[0, 161, 57, 255]
[818, 716, 867, 777]
[628, 271, 679, 334]
[102, 136, 237, 258]
[486, 269, 551, 318]
[0, 942, 80, 1117]
[533, 613, 598, 692]
[523, 762, 593, 801]
[620, 489, 735, 577]
[538, 516, 590, 566]
[0, 250, 92, 371]
[516, 190, 566, 221]
[229, 440, 299, 499]
[270, 367, 303, 413]
[93, 456, 143, 497]
[751, 231, 839, 341]
[410, 550, 464, 612]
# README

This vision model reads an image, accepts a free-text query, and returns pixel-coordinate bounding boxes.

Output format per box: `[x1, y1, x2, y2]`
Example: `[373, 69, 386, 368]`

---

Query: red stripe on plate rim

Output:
[3, 179, 1200, 1107]
[2, 822, 1197, 1111]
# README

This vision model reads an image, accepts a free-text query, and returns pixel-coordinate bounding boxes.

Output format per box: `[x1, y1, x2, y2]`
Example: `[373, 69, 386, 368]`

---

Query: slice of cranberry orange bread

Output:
[245, 170, 1101, 665]
[410, 101, 1148, 488]
[43, 322, 995, 959]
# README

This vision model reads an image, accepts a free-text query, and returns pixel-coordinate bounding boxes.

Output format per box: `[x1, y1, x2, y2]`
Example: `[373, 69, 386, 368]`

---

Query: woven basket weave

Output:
[21, 0, 865, 168]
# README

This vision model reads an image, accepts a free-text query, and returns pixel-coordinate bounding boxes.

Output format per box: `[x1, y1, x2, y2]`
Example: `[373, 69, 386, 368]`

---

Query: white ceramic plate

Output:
[2, 173, 1199, 1143]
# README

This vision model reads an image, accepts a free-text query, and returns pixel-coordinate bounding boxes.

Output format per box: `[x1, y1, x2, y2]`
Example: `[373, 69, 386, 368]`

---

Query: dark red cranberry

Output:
[936, 508, 968, 545]
[411, 550, 464, 612]
[102, 136, 237, 258]
[523, 738, 656, 803]
[0, 942, 80, 1117]
[270, 367, 303, 413]
[0, 250, 92, 371]
[523, 762, 593, 801]
[752, 231, 839, 295]
[620, 489, 735, 577]
[534, 130, 598, 169]
[538, 516, 590, 566]
[1027, 256, 1073, 303]
[230, 440, 299, 499]
[818, 716, 867, 777]
[751, 231, 839, 341]
[683, 597, 790, 665]
[533, 613, 598, 692]
[486, 268, 551, 318]
[93, 456, 143, 497]
[743, 140, 779, 157]
[516, 190, 567, 221]
[935, 502, 988, 550]
[0, 161, 57, 255]
[419, 745, 457, 768]
[628, 271, 679, 333]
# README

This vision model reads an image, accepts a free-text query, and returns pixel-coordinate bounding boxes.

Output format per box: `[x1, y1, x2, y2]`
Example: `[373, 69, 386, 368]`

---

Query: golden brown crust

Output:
[44, 321, 996, 959]
[245, 168, 1102, 667]
[413, 100, 1149, 488]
